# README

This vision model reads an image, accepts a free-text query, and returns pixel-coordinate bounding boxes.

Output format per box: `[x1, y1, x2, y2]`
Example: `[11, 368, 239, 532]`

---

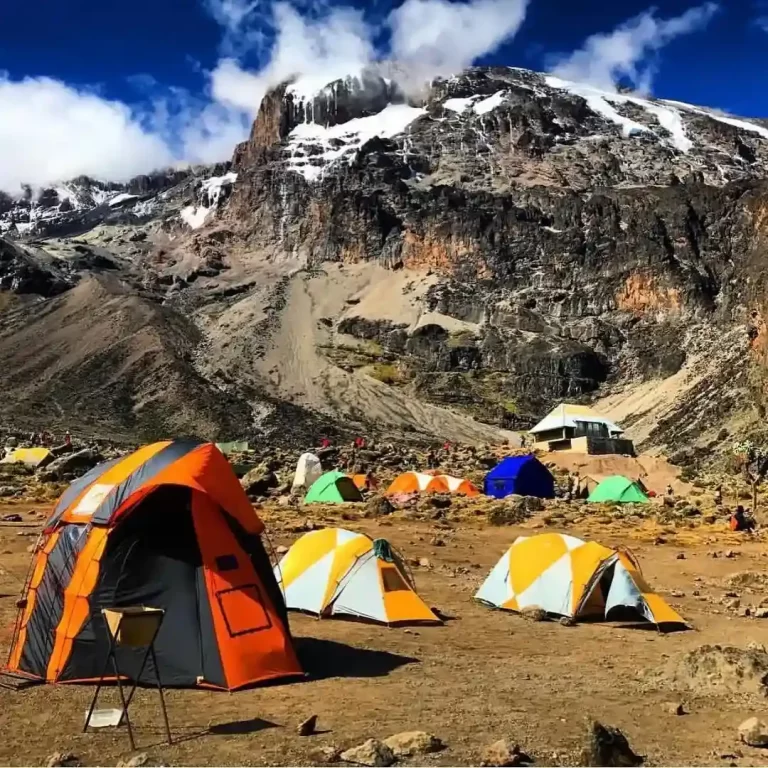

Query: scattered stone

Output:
[418, 557, 432, 568]
[654, 536, 667, 545]
[430, 536, 446, 547]
[240, 468, 279, 497]
[480, 739, 531, 767]
[275, 545, 289, 556]
[45, 754, 80, 768]
[365, 496, 394, 518]
[662, 701, 686, 716]
[430, 496, 452, 509]
[669, 590, 685, 598]
[676, 552, 686, 560]
[725, 550, 738, 559]
[739, 717, 768, 747]
[311, 746, 342, 763]
[739, 606, 752, 618]
[298, 714, 318, 736]
[37, 448, 100, 481]
[559, 617, 575, 627]
[580, 720, 643, 767]
[754, 608, 768, 619]
[383, 731, 443, 757]
[723, 598, 741, 611]
[340, 739, 395, 767]
[116, 754, 149, 768]
[654, 644, 768, 696]
[520, 606, 547, 622]
[1, 513, 22, 522]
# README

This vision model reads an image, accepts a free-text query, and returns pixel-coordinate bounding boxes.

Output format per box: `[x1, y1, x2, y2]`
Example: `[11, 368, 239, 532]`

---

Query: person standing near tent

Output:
[714, 484, 723, 508]
[64, 430, 71, 447]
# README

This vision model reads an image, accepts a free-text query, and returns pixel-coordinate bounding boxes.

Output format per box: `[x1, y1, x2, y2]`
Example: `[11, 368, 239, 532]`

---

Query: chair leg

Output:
[150, 647, 172, 744]
[83, 645, 115, 733]
[112, 654, 136, 751]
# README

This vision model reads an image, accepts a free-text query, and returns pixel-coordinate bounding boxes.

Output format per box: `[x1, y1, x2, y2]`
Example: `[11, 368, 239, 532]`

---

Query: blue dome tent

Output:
[484, 455, 555, 499]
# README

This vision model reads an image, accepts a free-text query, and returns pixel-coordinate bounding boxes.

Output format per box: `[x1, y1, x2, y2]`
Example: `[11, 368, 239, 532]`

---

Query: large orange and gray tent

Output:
[475, 533, 686, 630]
[6, 439, 302, 690]
[275, 528, 441, 625]
[386, 472, 450, 496]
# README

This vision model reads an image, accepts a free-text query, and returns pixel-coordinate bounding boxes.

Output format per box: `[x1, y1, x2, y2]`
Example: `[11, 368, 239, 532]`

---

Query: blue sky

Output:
[0, 0, 766, 190]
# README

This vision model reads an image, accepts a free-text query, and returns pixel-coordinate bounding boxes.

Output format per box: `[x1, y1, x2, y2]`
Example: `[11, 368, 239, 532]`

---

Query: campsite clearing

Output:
[2, 501, 768, 766]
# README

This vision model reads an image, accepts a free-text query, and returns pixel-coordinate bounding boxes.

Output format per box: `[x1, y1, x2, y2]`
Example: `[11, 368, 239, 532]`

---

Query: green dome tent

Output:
[588, 475, 649, 504]
[304, 471, 364, 504]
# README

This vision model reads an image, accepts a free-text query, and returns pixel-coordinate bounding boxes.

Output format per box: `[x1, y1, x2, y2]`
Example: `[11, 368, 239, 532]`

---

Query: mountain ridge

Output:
[2, 65, 767, 452]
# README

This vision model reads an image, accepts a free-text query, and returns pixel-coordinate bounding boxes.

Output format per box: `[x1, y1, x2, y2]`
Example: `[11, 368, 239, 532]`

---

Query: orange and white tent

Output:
[350, 473, 378, 492]
[386, 472, 450, 496]
[274, 528, 440, 625]
[475, 532, 686, 630]
[438, 475, 480, 496]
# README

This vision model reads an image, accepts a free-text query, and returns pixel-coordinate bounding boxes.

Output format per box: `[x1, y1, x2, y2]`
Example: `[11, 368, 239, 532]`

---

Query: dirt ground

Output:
[2, 499, 768, 767]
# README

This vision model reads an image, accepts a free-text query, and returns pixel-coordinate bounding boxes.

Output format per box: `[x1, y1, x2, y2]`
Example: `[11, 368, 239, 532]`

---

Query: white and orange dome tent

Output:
[385, 472, 450, 496]
[437, 474, 481, 496]
[274, 527, 440, 625]
[475, 532, 686, 630]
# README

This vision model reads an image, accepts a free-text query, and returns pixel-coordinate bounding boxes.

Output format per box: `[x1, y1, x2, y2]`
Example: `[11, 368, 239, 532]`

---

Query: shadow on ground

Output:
[295, 636, 418, 680]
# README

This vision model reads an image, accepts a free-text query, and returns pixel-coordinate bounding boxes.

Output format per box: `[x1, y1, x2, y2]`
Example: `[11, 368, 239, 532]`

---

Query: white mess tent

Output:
[292, 452, 323, 493]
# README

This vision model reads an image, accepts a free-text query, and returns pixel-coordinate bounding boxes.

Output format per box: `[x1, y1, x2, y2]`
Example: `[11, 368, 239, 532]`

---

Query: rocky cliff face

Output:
[2, 65, 768, 449]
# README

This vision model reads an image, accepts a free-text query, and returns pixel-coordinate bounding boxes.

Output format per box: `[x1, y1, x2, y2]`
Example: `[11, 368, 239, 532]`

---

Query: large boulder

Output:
[580, 720, 643, 767]
[739, 717, 768, 747]
[340, 738, 395, 767]
[383, 731, 443, 757]
[37, 449, 100, 481]
[240, 467, 279, 497]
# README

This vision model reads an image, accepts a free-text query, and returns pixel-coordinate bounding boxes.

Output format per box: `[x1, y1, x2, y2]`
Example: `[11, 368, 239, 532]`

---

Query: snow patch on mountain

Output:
[473, 91, 506, 115]
[286, 103, 426, 181]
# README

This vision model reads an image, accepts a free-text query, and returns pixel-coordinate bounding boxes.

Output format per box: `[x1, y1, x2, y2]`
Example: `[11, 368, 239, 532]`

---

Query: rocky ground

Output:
[4, 484, 768, 766]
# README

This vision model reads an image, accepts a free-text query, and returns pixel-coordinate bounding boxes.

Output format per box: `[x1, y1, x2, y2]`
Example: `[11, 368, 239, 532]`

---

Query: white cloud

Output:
[550, 2, 719, 93]
[0, 0, 531, 194]
[388, 0, 529, 83]
[0, 74, 174, 195]
[202, 0, 267, 55]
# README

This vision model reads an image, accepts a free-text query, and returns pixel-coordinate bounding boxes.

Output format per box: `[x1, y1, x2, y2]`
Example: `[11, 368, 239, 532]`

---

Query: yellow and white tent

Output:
[475, 532, 686, 630]
[275, 527, 440, 625]
[1, 447, 51, 468]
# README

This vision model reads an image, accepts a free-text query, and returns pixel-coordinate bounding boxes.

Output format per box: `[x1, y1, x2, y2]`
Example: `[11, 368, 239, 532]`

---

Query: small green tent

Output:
[588, 475, 649, 504]
[304, 471, 364, 504]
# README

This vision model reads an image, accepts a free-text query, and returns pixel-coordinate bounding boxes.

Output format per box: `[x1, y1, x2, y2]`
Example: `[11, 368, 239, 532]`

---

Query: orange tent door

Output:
[191, 493, 302, 689]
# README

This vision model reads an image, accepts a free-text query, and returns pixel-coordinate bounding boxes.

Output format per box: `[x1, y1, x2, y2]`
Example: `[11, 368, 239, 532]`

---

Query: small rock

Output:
[559, 617, 575, 627]
[654, 536, 666, 545]
[116, 755, 149, 768]
[383, 731, 443, 757]
[430, 536, 446, 547]
[1, 513, 22, 522]
[418, 557, 432, 568]
[739, 605, 752, 617]
[692, 590, 701, 597]
[520, 606, 547, 622]
[480, 739, 531, 767]
[45, 755, 80, 768]
[365, 496, 394, 518]
[340, 738, 395, 767]
[725, 550, 738, 559]
[754, 608, 768, 619]
[739, 716, 768, 747]
[580, 719, 643, 767]
[663, 701, 686, 716]
[298, 714, 318, 736]
[311, 746, 342, 764]
[723, 598, 741, 611]
[275, 545, 289, 556]
[669, 590, 686, 598]
[676, 552, 686, 560]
